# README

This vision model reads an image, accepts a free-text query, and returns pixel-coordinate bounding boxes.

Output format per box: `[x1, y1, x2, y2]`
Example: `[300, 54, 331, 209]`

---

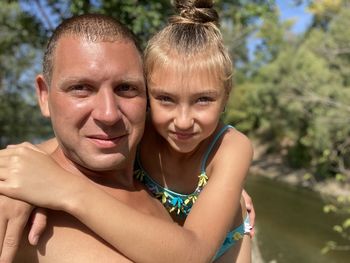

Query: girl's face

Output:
[148, 64, 227, 153]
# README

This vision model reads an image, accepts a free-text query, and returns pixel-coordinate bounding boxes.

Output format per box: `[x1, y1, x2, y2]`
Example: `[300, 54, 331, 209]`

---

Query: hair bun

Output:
[173, 0, 219, 25]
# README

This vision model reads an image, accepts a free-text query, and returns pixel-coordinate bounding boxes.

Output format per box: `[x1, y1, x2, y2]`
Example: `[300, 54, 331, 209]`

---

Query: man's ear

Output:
[35, 74, 50, 117]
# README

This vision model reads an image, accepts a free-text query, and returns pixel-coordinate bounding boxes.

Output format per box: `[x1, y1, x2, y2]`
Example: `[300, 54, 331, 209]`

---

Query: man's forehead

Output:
[55, 35, 139, 52]
[50, 36, 144, 86]
[52, 35, 143, 68]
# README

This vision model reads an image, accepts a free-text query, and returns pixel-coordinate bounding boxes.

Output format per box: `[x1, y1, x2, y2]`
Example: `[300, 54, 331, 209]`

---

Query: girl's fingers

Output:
[0, 148, 14, 157]
[0, 218, 7, 254]
[0, 183, 9, 194]
[14, 142, 45, 154]
[0, 169, 7, 181]
[0, 157, 8, 168]
[5, 145, 16, 149]
[0, 208, 31, 263]
[28, 208, 48, 245]
[0, 143, 44, 158]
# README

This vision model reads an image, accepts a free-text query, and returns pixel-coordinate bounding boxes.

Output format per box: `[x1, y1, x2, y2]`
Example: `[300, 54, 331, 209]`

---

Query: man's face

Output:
[38, 36, 146, 172]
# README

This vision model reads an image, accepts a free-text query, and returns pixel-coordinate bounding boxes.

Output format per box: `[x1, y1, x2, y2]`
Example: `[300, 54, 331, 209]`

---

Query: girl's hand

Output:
[0, 143, 76, 210]
[242, 189, 255, 237]
[0, 195, 33, 263]
[28, 208, 48, 246]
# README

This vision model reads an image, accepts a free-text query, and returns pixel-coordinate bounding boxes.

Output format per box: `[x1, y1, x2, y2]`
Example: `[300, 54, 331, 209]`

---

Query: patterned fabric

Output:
[134, 125, 231, 216]
[134, 169, 207, 215]
[214, 215, 250, 259]
[134, 125, 251, 259]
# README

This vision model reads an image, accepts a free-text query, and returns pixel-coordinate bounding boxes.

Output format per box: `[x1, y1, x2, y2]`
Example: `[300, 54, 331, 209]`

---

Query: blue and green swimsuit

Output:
[134, 125, 251, 260]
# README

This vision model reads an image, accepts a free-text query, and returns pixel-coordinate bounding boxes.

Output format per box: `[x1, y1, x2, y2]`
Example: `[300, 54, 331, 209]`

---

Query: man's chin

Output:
[82, 155, 129, 171]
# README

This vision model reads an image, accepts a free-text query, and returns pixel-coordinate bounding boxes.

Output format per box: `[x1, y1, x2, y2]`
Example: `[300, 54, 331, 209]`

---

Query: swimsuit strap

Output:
[200, 125, 234, 172]
[134, 124, 234, 216]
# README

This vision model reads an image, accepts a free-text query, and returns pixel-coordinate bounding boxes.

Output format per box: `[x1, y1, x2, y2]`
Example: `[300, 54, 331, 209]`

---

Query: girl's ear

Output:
[35, 74, 50, 117]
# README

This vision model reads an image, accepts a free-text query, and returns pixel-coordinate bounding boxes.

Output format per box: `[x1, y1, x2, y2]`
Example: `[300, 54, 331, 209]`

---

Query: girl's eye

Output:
[157, 95, 173, 104]
[196, 96, 214, 105]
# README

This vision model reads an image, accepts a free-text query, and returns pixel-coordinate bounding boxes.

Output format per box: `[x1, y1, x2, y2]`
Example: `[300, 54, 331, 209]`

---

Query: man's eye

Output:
[68, 85, 92, 96]
[116, 84, 139, 97]
[71, 84, 88, 90]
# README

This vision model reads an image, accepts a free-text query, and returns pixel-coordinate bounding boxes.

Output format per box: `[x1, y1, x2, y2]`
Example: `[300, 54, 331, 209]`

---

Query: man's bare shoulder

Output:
[15, 210, 132, 263]
[14, 185, 171, 263]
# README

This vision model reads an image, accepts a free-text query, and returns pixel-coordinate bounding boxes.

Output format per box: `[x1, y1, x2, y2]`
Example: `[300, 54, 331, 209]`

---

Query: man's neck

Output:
[50, 147, 136, 190]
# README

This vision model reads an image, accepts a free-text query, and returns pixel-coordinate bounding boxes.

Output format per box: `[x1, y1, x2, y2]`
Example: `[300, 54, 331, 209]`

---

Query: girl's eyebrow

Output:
[148, 87, 172, 95]
[150, 87, 218, 94]
[195, 90, 219, 96]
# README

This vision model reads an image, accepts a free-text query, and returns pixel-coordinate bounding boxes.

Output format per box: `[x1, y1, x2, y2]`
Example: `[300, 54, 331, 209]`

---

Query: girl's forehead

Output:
[149, 64, 222, 90]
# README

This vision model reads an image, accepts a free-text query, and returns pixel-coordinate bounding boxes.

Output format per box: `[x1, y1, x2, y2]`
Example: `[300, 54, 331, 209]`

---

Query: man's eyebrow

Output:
[56, 76, 145, 87]
[56, 77, 86, 87]
[118, 77, 145, 85]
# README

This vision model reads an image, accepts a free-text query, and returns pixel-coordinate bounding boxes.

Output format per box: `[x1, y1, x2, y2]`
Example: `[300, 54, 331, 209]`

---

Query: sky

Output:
[22, 1, 313, 35]
[21, 0, 314, 61]
[247, 0, 313, 59]
[276, 0, 313, 33]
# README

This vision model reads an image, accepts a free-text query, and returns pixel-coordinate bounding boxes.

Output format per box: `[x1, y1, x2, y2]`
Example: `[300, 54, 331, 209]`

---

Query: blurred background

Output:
[0, 0, 349, 262]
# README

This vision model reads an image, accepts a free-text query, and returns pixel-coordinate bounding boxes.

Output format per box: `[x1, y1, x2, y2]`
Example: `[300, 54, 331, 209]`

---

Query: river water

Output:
[246, 175, 349, 263]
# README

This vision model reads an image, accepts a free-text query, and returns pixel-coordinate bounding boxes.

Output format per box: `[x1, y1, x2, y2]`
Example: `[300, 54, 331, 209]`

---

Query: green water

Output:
[246, 175, 349, 263]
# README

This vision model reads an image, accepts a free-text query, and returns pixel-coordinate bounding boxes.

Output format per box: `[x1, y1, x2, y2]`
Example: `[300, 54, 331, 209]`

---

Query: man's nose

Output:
[174, 106, 194, 130]
[92, 88, 121, 125]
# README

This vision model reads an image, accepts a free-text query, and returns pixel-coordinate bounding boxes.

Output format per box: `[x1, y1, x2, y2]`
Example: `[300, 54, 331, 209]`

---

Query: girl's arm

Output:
[182, 129, 253, 260]
[0, 140, 57, 263]
[0, 132, 253, 263]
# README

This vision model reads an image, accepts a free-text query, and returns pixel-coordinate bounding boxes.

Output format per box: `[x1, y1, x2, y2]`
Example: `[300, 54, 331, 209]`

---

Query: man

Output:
[0, 14, 172, 262]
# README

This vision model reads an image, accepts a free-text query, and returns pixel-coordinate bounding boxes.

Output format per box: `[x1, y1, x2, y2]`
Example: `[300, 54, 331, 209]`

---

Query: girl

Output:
[0, 0, 253, 262]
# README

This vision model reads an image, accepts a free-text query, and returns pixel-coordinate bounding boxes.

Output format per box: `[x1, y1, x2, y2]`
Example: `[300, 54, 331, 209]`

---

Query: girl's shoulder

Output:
[208, 125, 253, 175]
[220, 126, 253, 154]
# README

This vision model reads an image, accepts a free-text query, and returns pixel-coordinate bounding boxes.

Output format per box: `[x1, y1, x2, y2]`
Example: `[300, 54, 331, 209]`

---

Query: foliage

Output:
[322, 191, 350, 254]
[1, 0, 349, 255]
[2, 1, 348, 179]
[1, 0, 275, 148]
[308, 0, 343, 29]
[225, 2, 350, 181]
[20, 0, 173, 48]
[223, 1, 350, 253]
[0, 1, 50, 148]
[216, 0, 276, 66]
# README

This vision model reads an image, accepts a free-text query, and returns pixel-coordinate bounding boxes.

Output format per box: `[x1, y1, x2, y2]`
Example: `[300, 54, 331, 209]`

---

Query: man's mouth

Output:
[87, 134, 127, 148]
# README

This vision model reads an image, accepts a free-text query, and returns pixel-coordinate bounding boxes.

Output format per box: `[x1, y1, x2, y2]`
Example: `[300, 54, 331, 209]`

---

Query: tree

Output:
[0, 1, 50, 148]
[224, 1, 350, 253]
[0, 0, 278, 148]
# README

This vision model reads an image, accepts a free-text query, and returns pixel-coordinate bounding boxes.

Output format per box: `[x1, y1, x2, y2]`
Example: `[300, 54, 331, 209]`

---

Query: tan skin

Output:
[30, 133, 253, 263]
[0, 37, 253, 262]
[1, 129, 252, 263]
[1, 36, 173, 262]
[141, 63, 253, 261]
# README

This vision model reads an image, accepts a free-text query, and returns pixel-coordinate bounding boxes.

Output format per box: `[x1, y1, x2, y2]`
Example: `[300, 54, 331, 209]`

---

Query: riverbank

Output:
[249, 143, 350, 199]
[252, 234, 264, 263]
[249, 143, 349, 262]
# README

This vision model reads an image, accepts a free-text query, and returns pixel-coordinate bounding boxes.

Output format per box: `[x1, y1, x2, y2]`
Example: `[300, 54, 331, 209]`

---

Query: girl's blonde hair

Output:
[144, 0, 233, 95]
